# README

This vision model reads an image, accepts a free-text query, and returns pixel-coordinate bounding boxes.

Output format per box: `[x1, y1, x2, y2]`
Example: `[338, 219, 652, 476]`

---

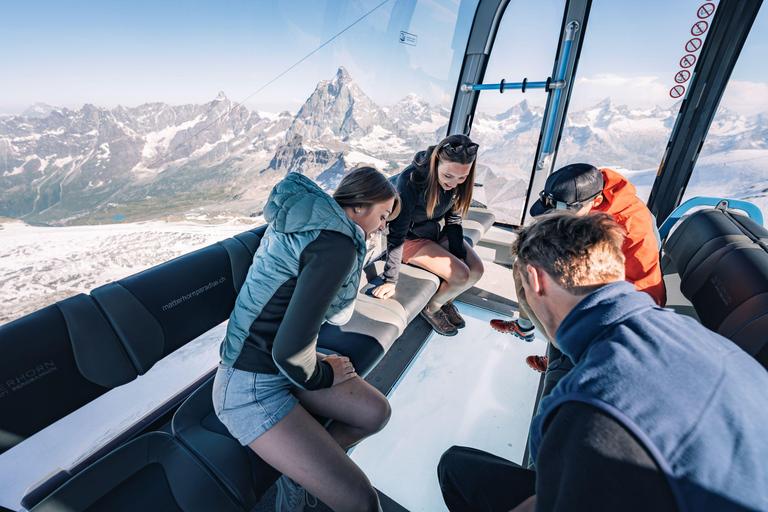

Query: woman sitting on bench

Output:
[214, 167, 400, 512]
[373, 134, 484, 336]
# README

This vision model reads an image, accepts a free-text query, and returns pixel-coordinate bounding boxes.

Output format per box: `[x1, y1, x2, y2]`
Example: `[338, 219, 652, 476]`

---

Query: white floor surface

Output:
[350, 302, 547, 512]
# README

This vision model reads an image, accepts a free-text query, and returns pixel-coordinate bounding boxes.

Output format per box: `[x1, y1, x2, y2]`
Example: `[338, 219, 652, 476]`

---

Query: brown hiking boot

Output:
[420, 306, 458, 336]
[441, 301, 466, 329]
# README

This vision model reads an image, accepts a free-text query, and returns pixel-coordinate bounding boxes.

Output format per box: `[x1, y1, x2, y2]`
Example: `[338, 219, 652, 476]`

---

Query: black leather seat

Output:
[665, 208, 768, 368]
[0, 294, 137, 454]
[172, 378, 279, 511]
[90, 233, 260, 375]
[30, 432, 242, 512]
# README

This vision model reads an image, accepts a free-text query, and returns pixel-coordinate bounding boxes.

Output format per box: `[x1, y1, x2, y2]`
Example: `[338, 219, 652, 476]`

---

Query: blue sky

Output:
[1, 0, 766, 115]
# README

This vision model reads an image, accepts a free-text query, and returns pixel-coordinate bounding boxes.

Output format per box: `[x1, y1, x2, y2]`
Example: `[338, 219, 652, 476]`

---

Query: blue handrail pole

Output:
[541, 22, 579, 154]
[471, 81, 550, 91]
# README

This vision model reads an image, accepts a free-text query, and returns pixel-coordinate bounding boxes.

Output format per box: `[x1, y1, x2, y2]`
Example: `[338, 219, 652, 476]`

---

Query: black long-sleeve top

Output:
[383, 156, 466, 284]
[536, 401, 677, 511]
[233, 230, 356, 390]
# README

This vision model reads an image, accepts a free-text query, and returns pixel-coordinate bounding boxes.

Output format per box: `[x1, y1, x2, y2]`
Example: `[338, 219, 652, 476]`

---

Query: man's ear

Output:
[525, 264, 546, 296]
[592, 194, 604, 208]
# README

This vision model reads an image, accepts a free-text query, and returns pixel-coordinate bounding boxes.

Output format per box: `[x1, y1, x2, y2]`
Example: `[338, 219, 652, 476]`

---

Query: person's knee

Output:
[469, 260, 484, 285]
[365, 395, 391, 434]
[438, 446, 467, 487]
[448, 263, 470, 287]
[350, 480, 380, 512]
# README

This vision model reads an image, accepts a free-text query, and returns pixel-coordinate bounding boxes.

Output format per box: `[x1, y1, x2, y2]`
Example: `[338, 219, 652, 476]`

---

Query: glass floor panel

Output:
[350, 302, 547, 512]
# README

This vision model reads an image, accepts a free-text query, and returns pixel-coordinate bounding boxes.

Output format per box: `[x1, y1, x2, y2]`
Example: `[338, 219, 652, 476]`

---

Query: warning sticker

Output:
[675, 70, 691, 84]
[399, 31, 417, 46]
[698, 3, 715, 19]
[685, 37, 702, 53]
[692, 20, 709, 36]
[680, 54, 697, 68]
[670, 85, 686, 99]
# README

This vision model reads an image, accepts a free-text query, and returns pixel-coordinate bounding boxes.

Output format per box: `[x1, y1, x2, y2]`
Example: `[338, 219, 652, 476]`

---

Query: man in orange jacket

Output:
[491, 163, 666, 372]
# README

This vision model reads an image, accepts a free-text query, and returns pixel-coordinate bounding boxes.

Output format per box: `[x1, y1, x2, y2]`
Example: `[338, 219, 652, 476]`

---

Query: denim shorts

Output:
[212, 364, 299, 446]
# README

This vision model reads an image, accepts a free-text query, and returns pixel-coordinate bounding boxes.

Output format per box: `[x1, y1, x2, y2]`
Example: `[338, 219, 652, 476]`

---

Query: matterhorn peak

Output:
[214, 91, 228, 102]
[335, 66, 352, 82]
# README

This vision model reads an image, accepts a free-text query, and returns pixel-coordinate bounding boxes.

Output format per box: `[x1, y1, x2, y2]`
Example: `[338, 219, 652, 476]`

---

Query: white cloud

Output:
[719, 80, 768, 115]
[569, 74, 672, 110]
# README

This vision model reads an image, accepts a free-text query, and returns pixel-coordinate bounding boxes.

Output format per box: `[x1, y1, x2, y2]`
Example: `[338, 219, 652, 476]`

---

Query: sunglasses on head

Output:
[442, 141, 479, 156]
[539, 190, 601, 211]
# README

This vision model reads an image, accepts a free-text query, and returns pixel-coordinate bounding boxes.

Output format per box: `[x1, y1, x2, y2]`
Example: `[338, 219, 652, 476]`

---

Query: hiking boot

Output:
[420, 306, 458, 336]
[490, 319, 535, 341]
[441, 301, 466, 329]
[526, 355, 548, 373]
[276, 474, 316, 512]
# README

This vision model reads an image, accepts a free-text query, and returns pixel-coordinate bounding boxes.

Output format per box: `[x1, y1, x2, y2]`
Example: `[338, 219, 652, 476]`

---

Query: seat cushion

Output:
[0, 295, 136, 454]
[31, 432, 241, 512]
[172, 378, 279, 510]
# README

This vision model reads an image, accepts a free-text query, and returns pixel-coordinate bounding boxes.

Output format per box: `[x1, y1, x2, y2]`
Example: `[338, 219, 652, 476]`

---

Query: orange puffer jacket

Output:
[594, 168, 666, 307]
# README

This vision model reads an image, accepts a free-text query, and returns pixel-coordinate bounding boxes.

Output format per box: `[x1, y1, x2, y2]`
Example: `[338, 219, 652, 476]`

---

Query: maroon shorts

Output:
[402, 236, 448, 263]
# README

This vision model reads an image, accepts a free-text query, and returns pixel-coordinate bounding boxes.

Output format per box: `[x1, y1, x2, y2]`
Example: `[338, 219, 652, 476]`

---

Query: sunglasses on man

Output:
[442, 141, 479, 156]
[539, 190, 601, 211]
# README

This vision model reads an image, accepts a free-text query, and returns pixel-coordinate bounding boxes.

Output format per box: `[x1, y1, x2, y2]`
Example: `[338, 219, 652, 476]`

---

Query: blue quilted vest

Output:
[530, 281, 768, 512]
[220, 173, 366, 367]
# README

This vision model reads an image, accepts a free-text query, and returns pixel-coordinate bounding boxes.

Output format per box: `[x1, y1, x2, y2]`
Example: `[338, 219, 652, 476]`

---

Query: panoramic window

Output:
[556, 1, 717, 203]
[680, 5, 768, 216]
[469, 0, 567, 225]
[0, 0, 476, 327]
[0, 1, 479, 508]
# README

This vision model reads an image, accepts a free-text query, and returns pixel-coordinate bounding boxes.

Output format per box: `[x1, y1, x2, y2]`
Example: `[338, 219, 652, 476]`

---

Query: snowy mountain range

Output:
[2, 66, 766, 226]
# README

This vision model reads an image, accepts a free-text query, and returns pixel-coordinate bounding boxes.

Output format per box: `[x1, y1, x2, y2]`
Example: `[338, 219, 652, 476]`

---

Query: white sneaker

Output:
[275, 475, 317, 512]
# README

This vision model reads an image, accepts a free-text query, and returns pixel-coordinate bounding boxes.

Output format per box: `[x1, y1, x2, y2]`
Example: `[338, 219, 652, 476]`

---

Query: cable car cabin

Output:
[1, 0, 766, 510]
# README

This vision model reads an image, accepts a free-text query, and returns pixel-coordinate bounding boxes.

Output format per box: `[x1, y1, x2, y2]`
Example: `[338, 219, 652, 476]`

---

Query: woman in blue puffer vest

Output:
[214, 167, 400, 511]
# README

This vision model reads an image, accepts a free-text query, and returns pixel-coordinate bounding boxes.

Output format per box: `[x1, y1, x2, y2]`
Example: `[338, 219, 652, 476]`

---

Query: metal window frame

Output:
[647, 0, 763, 224]
[447, 0, 592, 226]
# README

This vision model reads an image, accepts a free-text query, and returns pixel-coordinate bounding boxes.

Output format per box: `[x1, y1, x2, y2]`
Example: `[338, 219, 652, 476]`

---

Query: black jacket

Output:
[383, 152, 466, 284]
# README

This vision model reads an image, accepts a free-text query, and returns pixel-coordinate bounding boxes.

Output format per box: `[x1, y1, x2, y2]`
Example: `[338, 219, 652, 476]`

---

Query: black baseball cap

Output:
[529, 163, 604, 217]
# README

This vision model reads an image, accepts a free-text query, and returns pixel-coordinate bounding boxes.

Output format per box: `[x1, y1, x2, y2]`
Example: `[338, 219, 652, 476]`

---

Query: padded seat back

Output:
[0, 294, 136, 454]
[172, 378, 279, 510]
[91, 234, 261, 374]
[664, 208, 768, 368]
[30, 432, 242, 512]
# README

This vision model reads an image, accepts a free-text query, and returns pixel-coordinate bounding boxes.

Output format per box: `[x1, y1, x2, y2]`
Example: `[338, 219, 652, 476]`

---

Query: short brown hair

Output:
[333, 166, 401, 221]
[512, 211, 626, 295]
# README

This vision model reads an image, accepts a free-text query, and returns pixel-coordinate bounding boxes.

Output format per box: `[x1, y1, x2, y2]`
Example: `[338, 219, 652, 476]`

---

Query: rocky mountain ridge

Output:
[2, 66, 765, 225]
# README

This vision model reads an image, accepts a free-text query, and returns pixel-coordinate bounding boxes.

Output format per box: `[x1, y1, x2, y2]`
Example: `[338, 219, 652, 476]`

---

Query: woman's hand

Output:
[372, 282, 397, 299]
[324, 354, 357, 386]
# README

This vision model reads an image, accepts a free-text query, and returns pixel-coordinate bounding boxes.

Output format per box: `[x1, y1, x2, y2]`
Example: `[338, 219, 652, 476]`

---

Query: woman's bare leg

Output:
[408, 240, 484, 311]
[293, 375, 391, 450]
[248, 399, 382, 512]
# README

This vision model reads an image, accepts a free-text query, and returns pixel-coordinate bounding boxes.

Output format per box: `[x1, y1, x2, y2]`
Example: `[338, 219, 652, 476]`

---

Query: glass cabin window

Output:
[680, 5, 768, 216]
[0, 0, 478, 327]
[556, 2, 715, 203]
[469, 0, 567, 225]
[0, 2, 480, 508]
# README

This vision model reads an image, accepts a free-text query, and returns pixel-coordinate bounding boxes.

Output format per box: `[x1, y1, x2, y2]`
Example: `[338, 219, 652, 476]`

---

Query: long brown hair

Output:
[413, 134, 477, 218]
[333, 166, 401, 221]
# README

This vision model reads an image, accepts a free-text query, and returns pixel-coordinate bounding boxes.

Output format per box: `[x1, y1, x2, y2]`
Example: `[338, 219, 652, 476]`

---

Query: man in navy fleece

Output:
[438, 211, 768, 512]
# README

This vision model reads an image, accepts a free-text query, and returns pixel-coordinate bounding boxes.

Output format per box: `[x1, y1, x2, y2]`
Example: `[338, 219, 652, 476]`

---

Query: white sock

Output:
[517, 317, 534, 331]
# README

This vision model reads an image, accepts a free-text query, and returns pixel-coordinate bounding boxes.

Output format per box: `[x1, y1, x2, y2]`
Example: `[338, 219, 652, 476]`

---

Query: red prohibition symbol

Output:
[698, 3, 715, 19]
[675, 70, 691, 83]
[680, 54, 697, 68]
[670, 85, 686, 99]
[685, 37, 702, 53]
[692, 20, 709, 36]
